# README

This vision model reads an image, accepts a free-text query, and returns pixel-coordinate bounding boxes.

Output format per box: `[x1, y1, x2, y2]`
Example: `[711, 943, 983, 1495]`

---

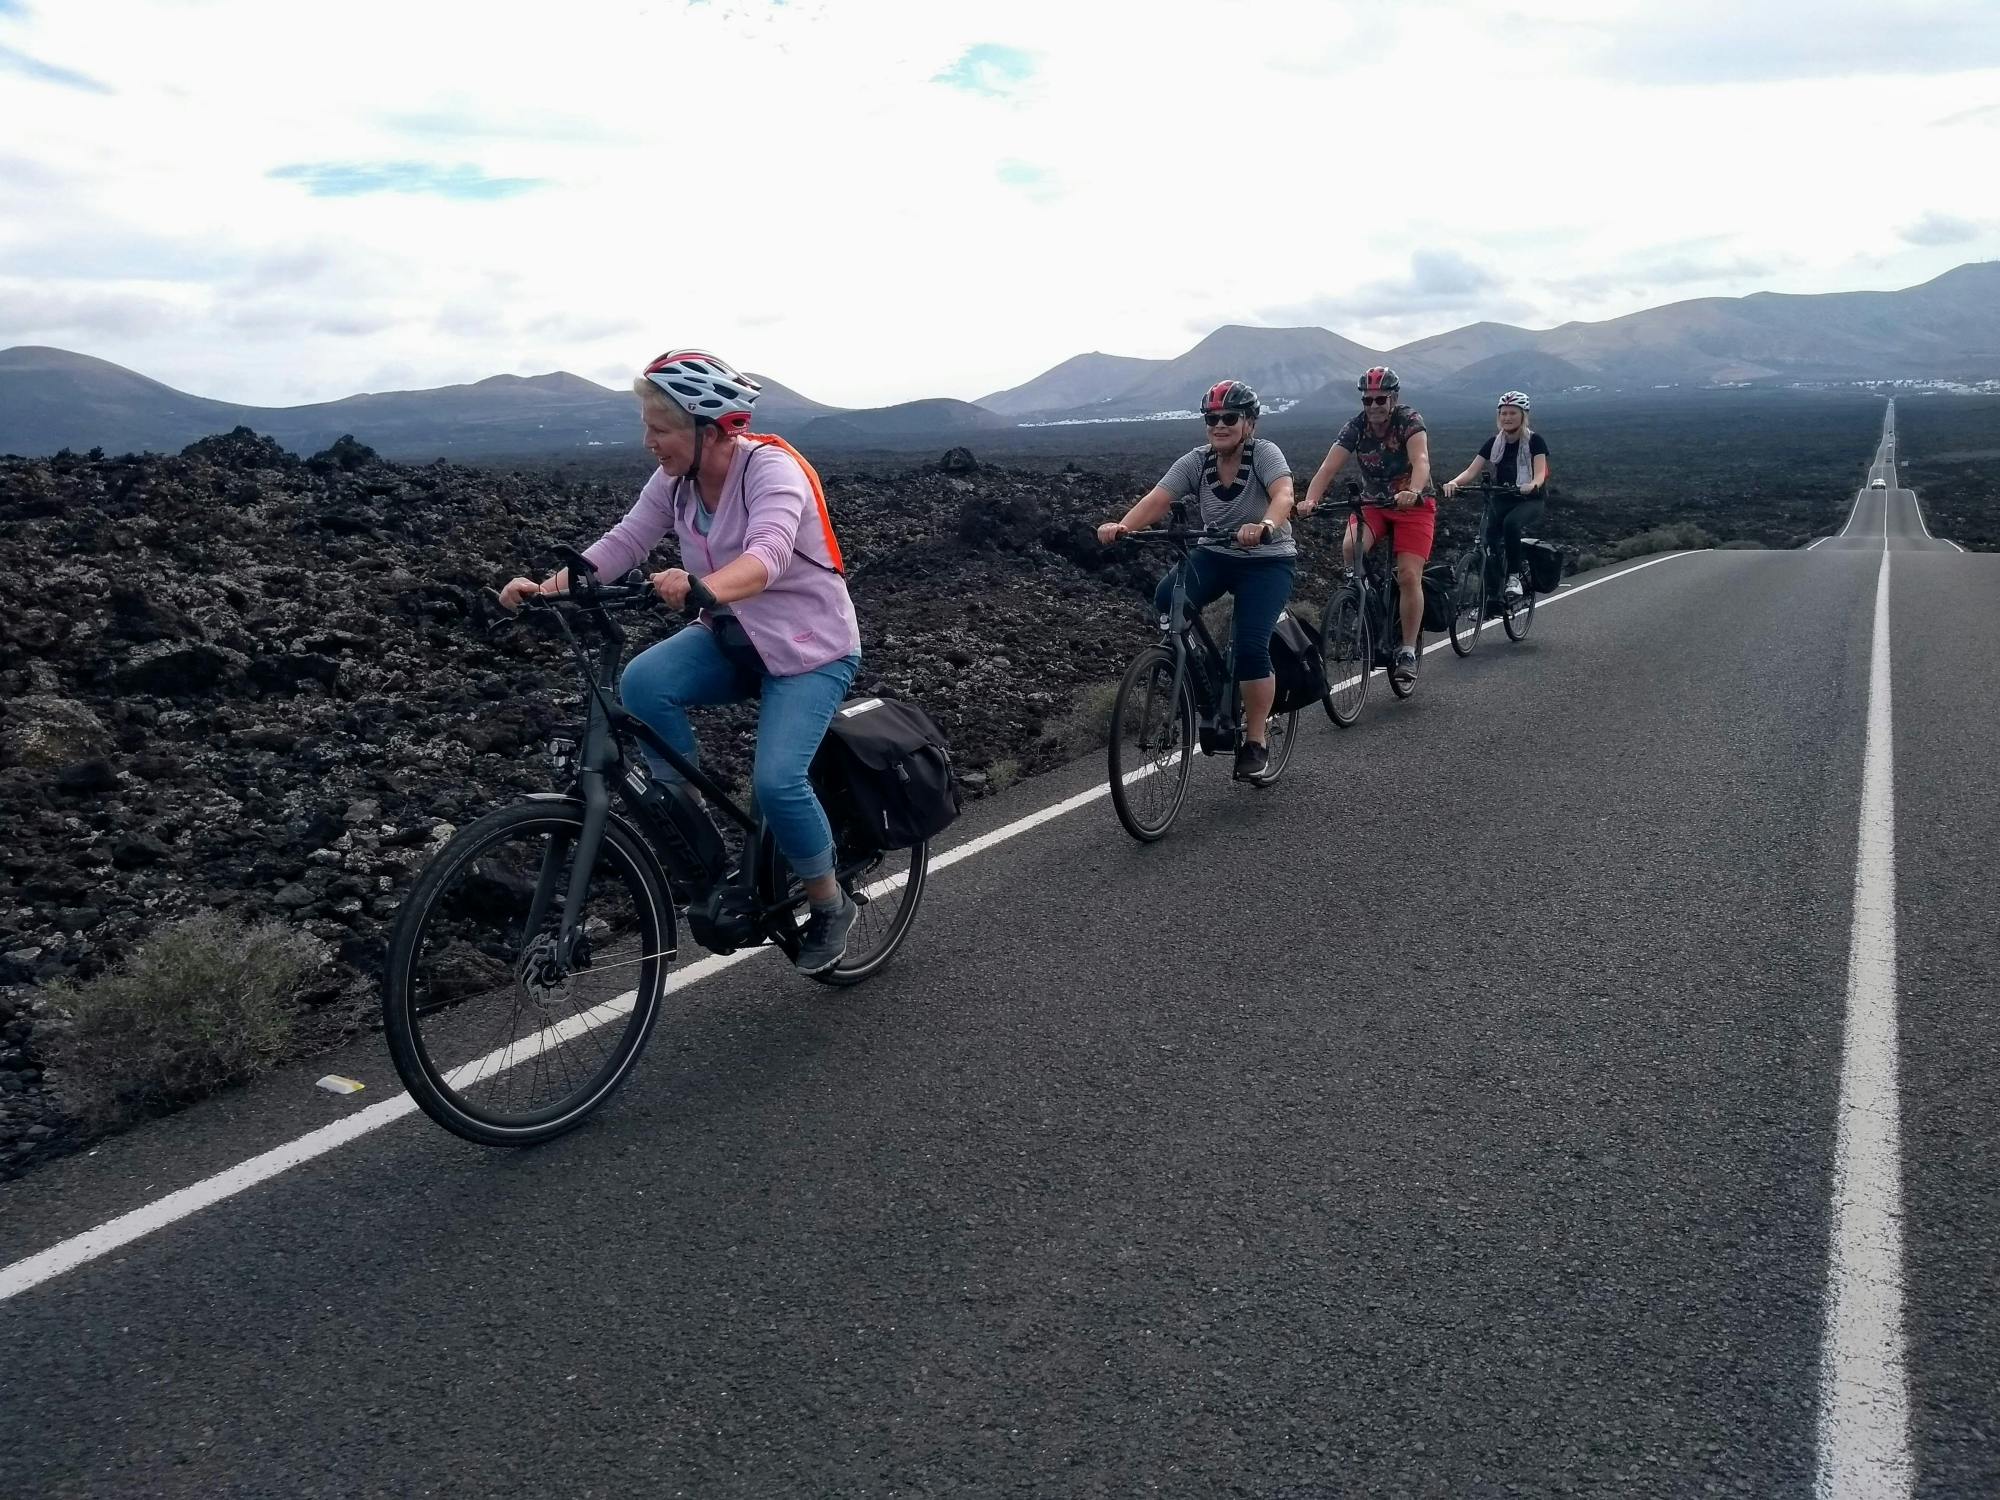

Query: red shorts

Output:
[1354, 497, 1437, 561]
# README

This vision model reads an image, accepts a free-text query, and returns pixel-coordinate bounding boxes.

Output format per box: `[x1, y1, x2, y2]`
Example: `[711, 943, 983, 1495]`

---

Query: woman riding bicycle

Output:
[1442, 390, 1549, 607]
[1297, 367, 1434, 690]
[498, 349, 863, 975]
[1095, 380, 1296, 782]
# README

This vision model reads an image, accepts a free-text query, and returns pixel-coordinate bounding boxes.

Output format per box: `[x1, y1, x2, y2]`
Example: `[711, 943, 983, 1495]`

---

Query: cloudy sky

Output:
[3, 0, 1997, 408]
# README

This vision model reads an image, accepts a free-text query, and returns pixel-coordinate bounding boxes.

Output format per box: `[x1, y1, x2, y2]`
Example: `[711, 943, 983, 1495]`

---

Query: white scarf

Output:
[1487, 426, 1536, 488]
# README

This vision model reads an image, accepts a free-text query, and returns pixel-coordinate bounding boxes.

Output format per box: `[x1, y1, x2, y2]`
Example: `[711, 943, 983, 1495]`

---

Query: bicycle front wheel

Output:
[1504, 581, 1537, 641]
[1321, 585, 1368, 728]
[382, 800, 674, 1147]
[1449, 547, 1484, 657]
[1108, 645, 1196, 841]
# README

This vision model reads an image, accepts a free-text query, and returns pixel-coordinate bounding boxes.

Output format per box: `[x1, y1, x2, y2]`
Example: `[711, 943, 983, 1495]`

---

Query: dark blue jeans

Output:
[1154, 550, 1297, 681]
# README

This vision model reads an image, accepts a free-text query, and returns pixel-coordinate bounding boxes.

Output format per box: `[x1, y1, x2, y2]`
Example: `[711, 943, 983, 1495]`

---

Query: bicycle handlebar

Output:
[1119, 523, 1241, 545]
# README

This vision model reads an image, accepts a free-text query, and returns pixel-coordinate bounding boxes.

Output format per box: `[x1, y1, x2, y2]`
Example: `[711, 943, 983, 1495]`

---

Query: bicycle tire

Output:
[1108, 645, 1196, 841]
[1449, 546, 1484, 657]
[1257, 706, 1301, 785]
[1321, 586, 1368, 728]
[382, 799, 673, 1147]
[761, 826, 932, 987]
[1504, 581, 1536, 641]
[1388, 649, 1418, 699]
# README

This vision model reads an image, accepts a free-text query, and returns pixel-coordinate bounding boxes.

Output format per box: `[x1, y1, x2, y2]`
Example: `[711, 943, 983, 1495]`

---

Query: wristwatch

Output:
[1258, 520, 1276, 544]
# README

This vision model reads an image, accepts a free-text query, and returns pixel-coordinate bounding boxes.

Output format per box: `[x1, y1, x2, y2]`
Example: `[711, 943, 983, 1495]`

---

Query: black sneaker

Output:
[794, 895, 856, 975]
[1391, 646, 1418, 687]
[1233, 741, 1269, 781]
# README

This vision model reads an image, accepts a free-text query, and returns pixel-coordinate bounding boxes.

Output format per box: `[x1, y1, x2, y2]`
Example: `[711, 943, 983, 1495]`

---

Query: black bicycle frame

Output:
[518, 563, 785, 967]
[1143, 530, 1242, 747]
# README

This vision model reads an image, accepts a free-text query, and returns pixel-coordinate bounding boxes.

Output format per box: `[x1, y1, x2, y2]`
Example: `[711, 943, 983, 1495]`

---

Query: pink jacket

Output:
[583, 441, 861, 677]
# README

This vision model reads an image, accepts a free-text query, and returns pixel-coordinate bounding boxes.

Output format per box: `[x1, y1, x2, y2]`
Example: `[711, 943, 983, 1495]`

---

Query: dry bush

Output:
[47, 910, 323, 1125]
[1055, 679, 1122, 756]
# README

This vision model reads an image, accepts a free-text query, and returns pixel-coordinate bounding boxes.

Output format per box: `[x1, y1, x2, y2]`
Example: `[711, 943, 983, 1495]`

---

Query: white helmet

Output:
[643, 349, 761, 432]
[1497, 390, 1531, 412]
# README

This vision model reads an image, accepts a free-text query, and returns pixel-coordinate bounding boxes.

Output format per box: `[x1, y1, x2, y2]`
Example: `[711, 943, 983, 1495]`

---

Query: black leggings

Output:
[1484, 495, 1545, 593]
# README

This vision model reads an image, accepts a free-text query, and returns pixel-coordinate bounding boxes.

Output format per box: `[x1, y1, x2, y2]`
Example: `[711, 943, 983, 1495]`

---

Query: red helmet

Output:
[643, 349, 761, 433]
[1357, 366, 1400, 395]
[1200, 379, 1261, 418]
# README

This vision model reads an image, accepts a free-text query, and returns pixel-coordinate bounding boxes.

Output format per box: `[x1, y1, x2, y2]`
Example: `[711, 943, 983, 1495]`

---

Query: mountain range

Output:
[3, 263, 1994, 459]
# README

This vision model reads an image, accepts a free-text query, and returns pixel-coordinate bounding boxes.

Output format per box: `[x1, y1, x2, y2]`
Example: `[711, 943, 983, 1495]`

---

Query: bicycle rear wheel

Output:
[1449, 547, 1484, 657]
[1321, 585, 1368, 728]
[382, 800, 673, 1147]
[1504, 581, 1536, 641]
[1108, 645, 1196, 840]
[762, 827, 930, 988]
[1258, 705, 1301, 785]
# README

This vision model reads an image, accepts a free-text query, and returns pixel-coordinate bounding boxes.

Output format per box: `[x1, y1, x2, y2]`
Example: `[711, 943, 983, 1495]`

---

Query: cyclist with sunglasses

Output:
[1095, 380, 1296, 782]
[498, 349, 864, 975]
[1297, 367, 1434, 689]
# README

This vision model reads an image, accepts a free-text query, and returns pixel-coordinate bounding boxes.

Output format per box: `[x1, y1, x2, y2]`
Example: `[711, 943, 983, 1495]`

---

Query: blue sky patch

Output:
[0, 42, 112, 94]
[933, 43, 1035, 96]
[268, 161, 546, 201]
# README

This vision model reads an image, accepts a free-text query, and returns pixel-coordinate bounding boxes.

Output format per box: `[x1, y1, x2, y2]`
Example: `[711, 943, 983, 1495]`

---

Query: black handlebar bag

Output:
[811, 696, 962, 853]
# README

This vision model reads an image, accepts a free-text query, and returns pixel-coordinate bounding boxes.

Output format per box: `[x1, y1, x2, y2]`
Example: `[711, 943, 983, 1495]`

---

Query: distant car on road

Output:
[1869, 477, 1887, 489]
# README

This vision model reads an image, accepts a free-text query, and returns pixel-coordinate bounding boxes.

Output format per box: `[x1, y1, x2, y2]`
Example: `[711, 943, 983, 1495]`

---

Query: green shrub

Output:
[987, 757, 1021, 792]
[47, 910, 323, 1126]
[1605, 523, 1717, 562]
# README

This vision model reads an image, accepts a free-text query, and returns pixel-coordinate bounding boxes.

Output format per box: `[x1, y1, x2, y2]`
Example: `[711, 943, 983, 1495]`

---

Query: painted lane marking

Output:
[0, 547, 1705, 1304]
[1813, 549, 1912, 1499]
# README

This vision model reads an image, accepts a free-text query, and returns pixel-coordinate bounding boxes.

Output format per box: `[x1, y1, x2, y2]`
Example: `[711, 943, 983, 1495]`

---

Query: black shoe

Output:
[794, 895, 855, 975]
[1233, 741, 1269, 781]
[1391, 647, 1418, 687]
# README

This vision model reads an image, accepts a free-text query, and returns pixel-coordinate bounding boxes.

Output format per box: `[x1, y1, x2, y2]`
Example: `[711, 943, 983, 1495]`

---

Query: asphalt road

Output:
[2, 405, 1993, 1497]
[1817, 399, 1961, 554]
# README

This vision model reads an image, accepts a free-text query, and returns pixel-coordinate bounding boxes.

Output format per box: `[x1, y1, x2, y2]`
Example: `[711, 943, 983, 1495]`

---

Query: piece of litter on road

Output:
[316, 1075, 366, 1095]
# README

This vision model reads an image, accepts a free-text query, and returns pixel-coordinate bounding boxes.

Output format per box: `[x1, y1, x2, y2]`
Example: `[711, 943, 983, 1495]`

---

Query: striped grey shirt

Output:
[1157, 438, 1294, 558]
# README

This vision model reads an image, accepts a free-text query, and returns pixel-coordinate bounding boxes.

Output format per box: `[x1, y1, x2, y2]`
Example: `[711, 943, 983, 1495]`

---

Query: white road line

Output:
[1813, 549, 1913, 1499]
[0, 546, 1706, 1304]
[1807, 537, 1830, 552]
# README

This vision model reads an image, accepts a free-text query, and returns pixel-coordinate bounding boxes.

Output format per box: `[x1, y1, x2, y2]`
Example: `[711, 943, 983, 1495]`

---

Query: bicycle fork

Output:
[522, 714, 619, 973]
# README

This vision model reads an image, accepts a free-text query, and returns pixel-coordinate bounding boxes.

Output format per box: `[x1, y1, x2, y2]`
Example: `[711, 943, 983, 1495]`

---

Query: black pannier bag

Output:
[1267, 610, 1326, 713]
[1521, 538, 1564, 593]
[811, 696, 961, 852]
[1421, 562, 1457, 632]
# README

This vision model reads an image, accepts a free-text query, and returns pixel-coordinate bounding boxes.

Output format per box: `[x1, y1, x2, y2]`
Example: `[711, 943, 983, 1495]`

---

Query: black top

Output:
[1481, 431, 1549, 488]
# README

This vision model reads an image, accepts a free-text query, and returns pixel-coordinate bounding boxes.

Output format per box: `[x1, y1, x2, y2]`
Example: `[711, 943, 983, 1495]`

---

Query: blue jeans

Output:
[619, 628, 860, 882]
[1153, 550, 1297, 681]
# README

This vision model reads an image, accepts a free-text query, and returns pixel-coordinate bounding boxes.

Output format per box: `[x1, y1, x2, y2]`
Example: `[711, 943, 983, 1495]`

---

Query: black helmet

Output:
[1358, 366, 1400, 395]
[1200, 379, 1262, 418]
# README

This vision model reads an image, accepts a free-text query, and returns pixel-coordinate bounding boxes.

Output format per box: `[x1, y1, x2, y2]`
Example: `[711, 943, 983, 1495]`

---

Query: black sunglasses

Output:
[1360, 394, 1393, 407]
[1202, 412, 1243, 427]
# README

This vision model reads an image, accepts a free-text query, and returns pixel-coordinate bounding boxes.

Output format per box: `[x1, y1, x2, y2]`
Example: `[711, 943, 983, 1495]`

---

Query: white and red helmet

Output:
[1357, 366, 1400, 395]
[643, 349, 761, 432]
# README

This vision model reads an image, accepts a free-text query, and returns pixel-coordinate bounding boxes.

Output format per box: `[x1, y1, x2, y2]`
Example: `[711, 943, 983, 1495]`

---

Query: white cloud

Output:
[0, 0, 1997, 408]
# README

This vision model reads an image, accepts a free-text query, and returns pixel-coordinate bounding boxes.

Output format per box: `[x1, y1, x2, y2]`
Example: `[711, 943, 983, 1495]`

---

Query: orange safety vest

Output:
[743, 432, 845, 574]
